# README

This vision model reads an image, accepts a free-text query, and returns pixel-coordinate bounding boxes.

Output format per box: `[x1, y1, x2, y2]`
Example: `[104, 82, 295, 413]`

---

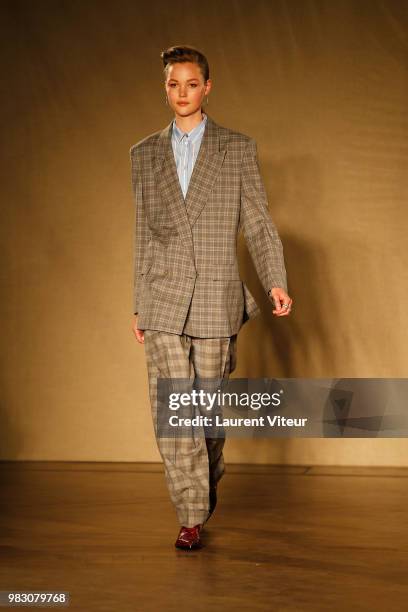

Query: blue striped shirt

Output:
[171, 112, 207, 199]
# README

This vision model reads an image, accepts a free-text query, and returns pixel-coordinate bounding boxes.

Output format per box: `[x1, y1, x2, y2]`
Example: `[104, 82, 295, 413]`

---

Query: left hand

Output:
[269, 287, 293, 317]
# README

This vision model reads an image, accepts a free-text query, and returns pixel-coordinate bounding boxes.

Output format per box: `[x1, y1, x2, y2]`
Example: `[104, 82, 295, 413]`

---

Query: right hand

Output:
[132, 315, 145, 344]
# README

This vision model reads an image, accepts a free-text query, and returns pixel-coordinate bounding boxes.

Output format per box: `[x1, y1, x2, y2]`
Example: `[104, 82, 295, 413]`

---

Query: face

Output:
[165, 61, 211, 117]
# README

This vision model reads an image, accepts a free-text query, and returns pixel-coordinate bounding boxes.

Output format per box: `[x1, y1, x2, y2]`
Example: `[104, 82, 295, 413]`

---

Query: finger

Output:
[274, 300, 292, 316]
[272, 295, 287, 310]
[273, 295, 282, 312]
[133, 326, 145, 343]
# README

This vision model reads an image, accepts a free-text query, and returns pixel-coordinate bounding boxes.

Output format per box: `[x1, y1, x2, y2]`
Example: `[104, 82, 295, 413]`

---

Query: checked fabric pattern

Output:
[130, 113, 288, 338]
[143, 330, 237, 527]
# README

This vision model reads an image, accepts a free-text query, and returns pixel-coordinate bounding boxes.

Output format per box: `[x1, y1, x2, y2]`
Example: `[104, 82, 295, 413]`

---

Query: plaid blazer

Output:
[130, 113, 287, 337]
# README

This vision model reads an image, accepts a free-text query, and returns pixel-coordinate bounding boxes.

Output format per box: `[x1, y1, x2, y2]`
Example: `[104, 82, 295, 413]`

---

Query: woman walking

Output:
[130, 45, 292, 550]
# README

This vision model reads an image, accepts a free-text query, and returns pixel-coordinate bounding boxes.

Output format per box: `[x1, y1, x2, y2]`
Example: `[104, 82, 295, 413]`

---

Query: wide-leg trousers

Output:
[143, 330, 238, 527]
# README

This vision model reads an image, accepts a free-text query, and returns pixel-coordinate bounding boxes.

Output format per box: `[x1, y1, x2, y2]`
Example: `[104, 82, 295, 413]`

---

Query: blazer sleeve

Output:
[130, 145, 152, 315]
[239, 138, 288, 295]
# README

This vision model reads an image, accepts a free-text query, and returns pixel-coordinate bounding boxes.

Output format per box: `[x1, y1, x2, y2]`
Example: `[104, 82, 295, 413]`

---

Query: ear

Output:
[205, 79, 212, 95]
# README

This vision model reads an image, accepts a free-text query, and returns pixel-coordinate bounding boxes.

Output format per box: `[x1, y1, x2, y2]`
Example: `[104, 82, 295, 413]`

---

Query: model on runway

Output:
[130, 44, 292, 549]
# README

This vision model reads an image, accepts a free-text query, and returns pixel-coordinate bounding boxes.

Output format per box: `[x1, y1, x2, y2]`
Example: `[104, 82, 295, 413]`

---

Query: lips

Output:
[177, 102, 189, 105]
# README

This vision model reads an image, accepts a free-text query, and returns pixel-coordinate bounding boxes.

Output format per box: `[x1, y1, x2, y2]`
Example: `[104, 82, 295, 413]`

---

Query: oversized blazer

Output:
[130, 113, 287, 338]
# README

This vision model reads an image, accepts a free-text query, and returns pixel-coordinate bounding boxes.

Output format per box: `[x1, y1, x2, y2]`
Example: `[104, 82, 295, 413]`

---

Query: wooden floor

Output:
[0, 462, 407, 611]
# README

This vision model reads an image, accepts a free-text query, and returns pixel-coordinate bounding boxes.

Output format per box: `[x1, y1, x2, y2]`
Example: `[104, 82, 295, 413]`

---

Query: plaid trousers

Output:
[143, 330, 238, 527]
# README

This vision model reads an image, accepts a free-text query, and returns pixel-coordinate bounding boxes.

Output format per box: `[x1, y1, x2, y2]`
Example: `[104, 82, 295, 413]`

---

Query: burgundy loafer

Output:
[175, 524, 202, 550]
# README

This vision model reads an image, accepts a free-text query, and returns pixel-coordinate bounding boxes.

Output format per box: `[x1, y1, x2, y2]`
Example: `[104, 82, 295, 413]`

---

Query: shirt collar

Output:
[172, 112, 207, 143]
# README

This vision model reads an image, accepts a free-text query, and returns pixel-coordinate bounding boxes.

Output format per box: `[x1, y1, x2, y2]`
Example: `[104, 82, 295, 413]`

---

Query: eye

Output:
[189, 83, 198, 87]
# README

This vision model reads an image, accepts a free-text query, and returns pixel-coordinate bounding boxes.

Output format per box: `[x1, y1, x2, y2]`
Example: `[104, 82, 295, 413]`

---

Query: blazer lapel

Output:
[153, 114, 227, 249]
[184, 115, 227, 227]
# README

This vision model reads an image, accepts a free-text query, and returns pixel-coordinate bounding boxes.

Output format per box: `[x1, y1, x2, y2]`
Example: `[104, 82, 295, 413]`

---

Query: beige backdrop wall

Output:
[2, 0, 407, 465]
